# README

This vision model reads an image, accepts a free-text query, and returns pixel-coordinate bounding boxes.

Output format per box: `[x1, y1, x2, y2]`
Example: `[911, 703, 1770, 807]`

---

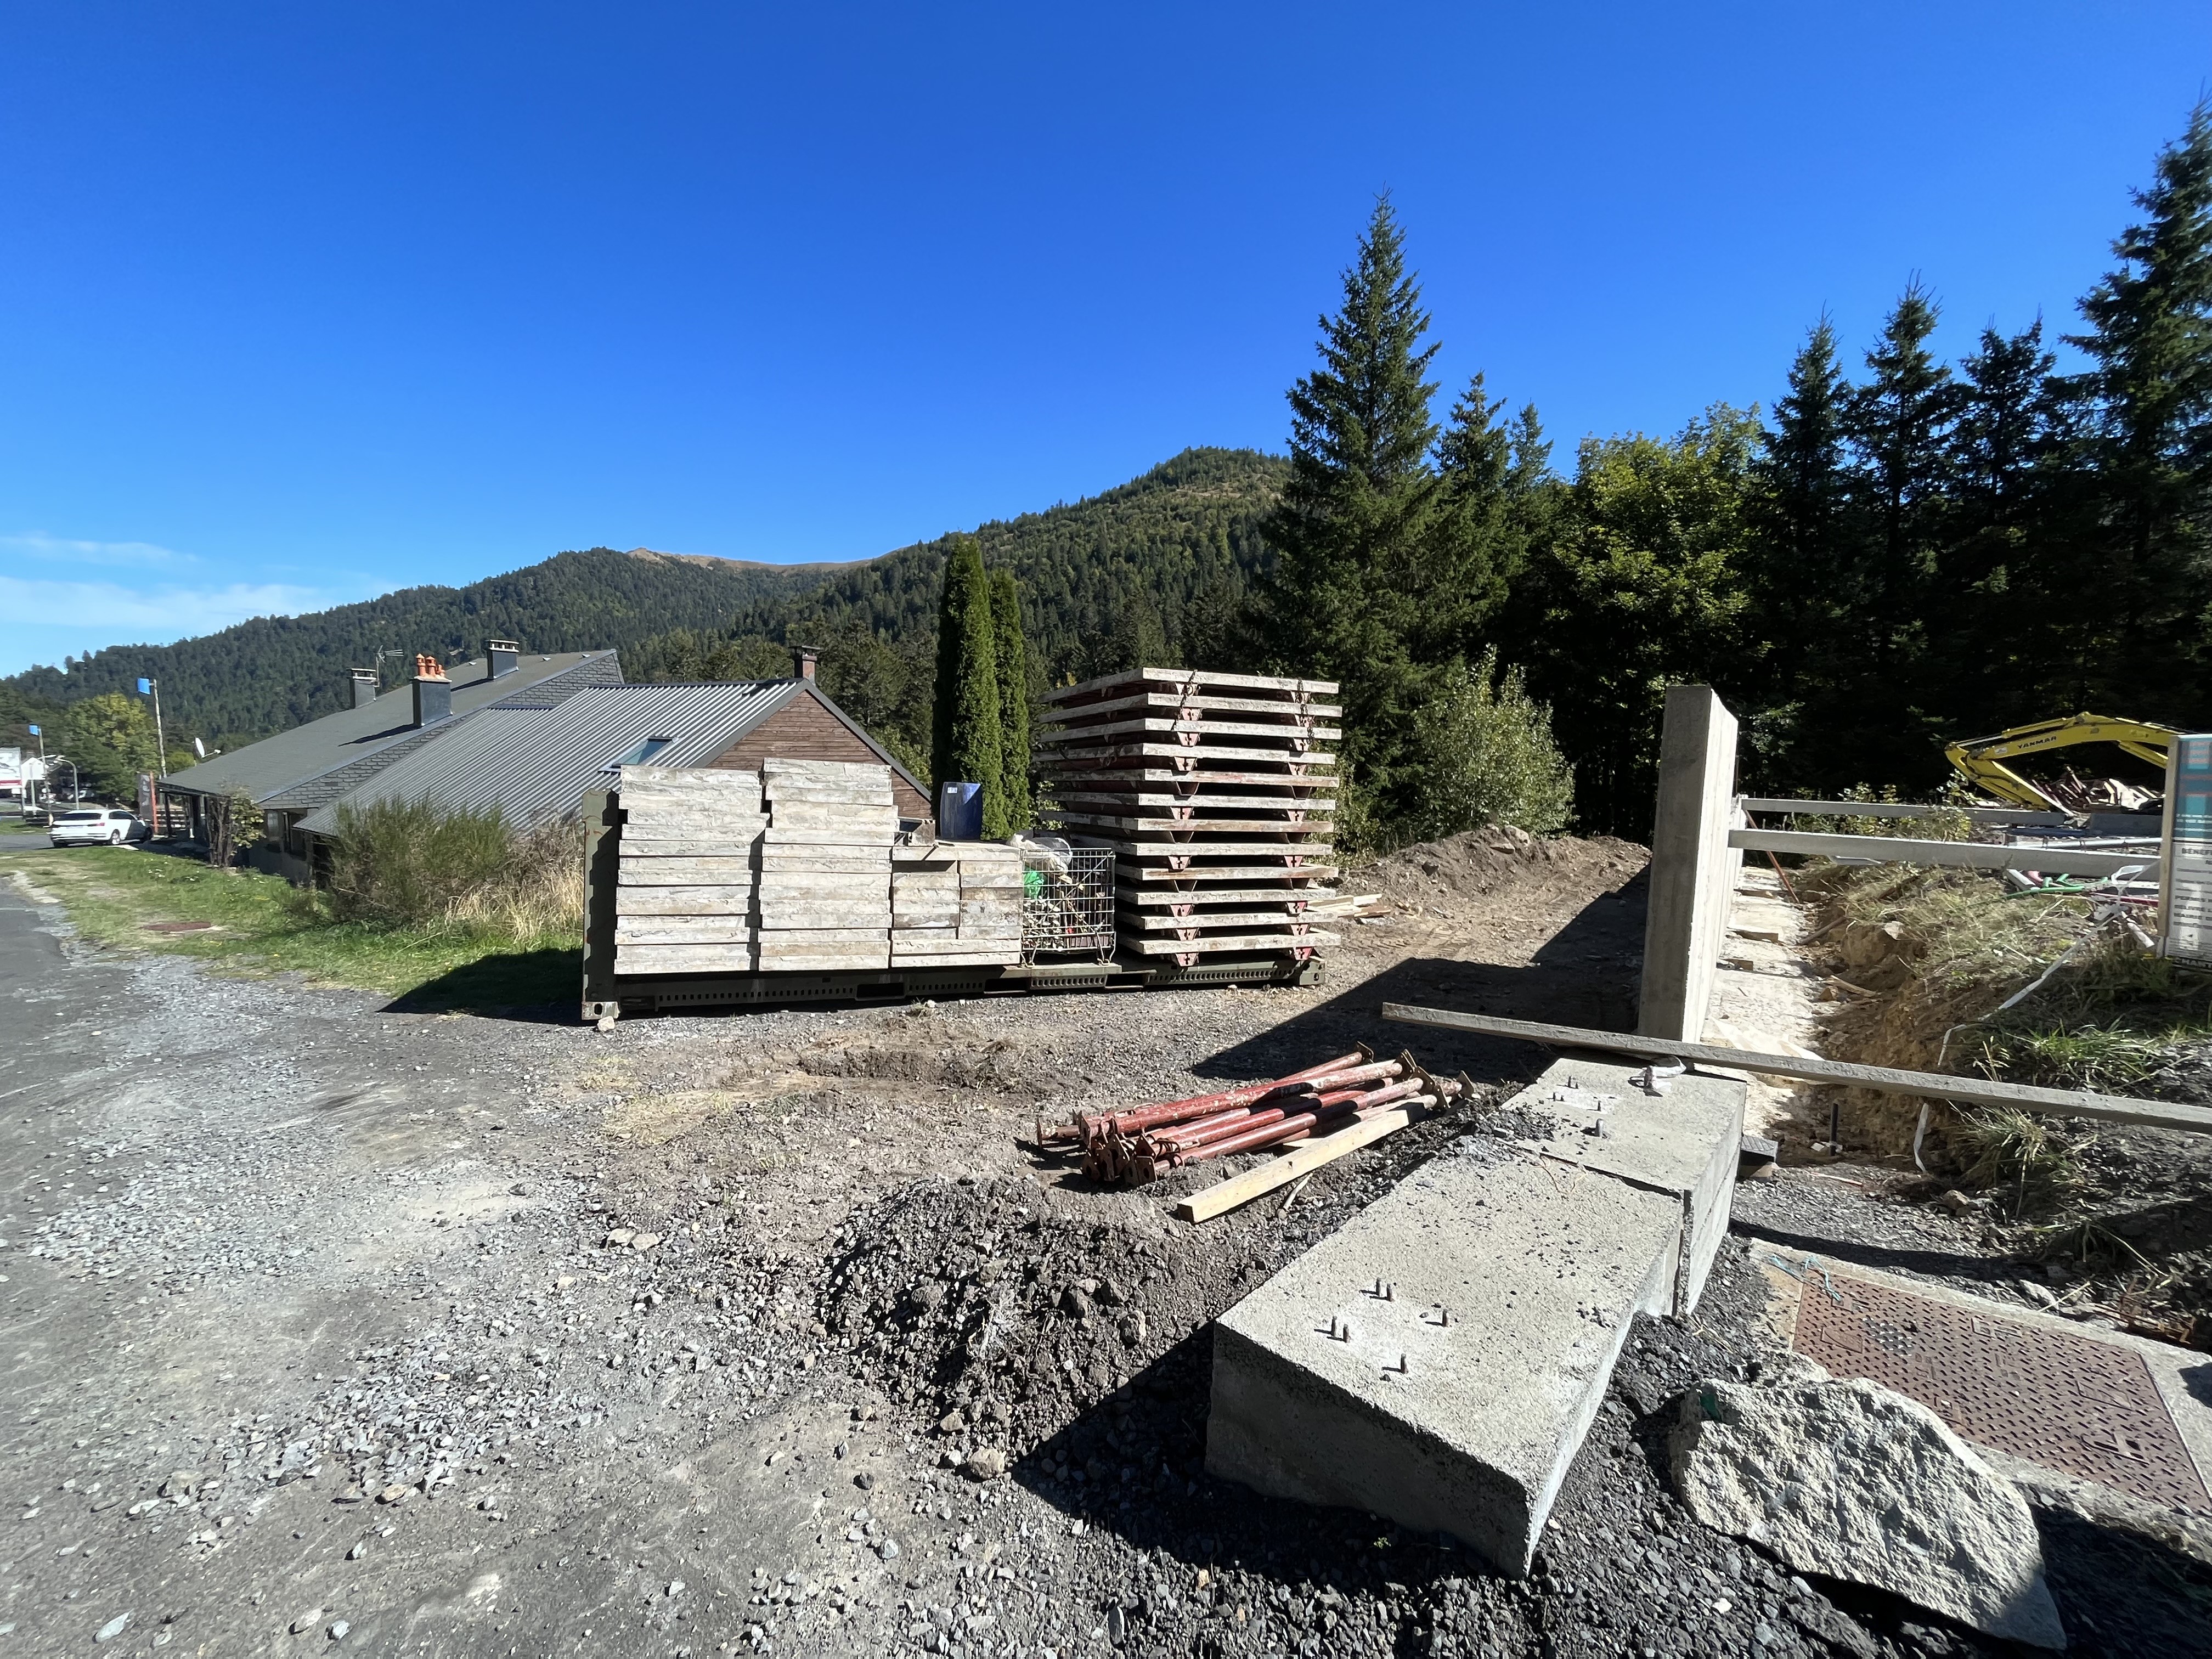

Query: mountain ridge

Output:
[0, 446, 1286, 746]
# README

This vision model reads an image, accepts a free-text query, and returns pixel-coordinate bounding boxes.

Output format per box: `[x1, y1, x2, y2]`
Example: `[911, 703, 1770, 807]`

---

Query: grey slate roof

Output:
[164, 652, 623, 806]
[294, 680, 800, 834]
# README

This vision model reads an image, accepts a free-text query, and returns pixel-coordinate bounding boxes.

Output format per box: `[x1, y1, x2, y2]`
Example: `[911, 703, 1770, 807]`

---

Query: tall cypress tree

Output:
[2061, 100, 2212, 718]
[930, 537, 1006, 834]
[989, 568, 1034, 832]
[1256, 195, 1443, 811]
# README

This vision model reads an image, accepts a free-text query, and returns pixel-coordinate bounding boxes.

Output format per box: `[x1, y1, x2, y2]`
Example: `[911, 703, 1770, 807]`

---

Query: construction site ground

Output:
[3, 831, 2208, 1659]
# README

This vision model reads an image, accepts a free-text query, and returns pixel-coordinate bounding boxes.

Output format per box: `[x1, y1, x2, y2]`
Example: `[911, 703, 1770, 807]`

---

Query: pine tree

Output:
[2061, 100, 2212, 718]
[989, 568, 1034, 831]
[1936, 319, 2062, 721]
[1255, 195, 1443, 815]
[929, 538, 1006, 834]
[1847, 282, 1957, 667]
[1423, 373, 1538, 658]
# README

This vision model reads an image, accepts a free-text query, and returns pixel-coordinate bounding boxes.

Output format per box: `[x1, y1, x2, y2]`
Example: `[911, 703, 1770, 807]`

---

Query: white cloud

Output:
[0, 574, 349, 638]
[0, 532, 194, 571]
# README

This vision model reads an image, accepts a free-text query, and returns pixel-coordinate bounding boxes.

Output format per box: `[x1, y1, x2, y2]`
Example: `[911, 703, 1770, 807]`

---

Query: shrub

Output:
[1401, 650, 1575, 841]
[325, 797, 516, 928]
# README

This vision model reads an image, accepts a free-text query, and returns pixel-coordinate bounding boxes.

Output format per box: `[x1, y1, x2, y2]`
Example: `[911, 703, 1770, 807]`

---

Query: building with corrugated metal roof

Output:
[163, 641, 927, 881]
[292, 672, 930, 854]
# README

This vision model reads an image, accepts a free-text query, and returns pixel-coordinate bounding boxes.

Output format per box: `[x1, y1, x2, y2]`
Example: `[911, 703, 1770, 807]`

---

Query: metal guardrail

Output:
[1380, 1006, 2212, 1135]
[1729, 826, 2160, 881]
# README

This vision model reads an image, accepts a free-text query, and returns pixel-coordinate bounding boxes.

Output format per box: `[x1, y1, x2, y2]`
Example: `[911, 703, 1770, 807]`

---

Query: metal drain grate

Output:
[1791, 1272, 2211, 1514]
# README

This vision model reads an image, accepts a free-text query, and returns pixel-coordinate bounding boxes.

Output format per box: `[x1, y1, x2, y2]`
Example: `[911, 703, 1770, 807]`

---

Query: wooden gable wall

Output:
[701, 688, 931, 819]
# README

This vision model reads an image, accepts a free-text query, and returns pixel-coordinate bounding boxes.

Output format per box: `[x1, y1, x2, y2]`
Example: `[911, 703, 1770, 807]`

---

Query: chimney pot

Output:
[791, 645, 819, 681]
[349, 669, 380, 709]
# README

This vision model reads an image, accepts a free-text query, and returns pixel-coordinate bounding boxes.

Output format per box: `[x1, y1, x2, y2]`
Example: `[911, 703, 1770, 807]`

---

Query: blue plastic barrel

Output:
[936, 781, 984, 839]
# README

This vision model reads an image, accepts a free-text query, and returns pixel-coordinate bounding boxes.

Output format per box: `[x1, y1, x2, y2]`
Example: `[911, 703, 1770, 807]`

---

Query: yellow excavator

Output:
[1945, 713, 2180, 813]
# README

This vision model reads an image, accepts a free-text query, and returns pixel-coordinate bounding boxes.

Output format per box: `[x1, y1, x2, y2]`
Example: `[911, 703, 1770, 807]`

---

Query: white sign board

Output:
[2160, 733, 2212, 966]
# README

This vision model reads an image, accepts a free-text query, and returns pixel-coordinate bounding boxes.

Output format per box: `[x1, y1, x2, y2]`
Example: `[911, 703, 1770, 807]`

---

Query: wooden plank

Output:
[755, 925, 893, 943]
[894, 909, 962, 928]
[892, 951, 1021, 968]
[614, 885, 755, 917]
[1044, 667, 1340, 703]
[1039, 714, 1344, 742]
[1048, 791, 1340, 812]
[1117, 884, 1337, 907]
[753, 953, 893, 972]
[1122, 931, 1338, 955]
[1124, 909, 1323, 930]
[1173, 1107, 1424, 1223]
[758, 781, 895, 806]
[1728, 827, 2160, 880]
[1099, 855, 1342, 879]
[621, 839, 763, 859]
[1045, 768, 1336, 786]
[892, 869, 960, 890]
[763, 757, 891, 776]
[756, 873, 891, 896]
[768, 800, 899, 829]
[620, 785, 763, 815]
[756, 905, 890, 929]
[616, 942, 759, 973]
[1377, 1006, 2212, 1135]
[1049, 822, 1330, 847]
[1042, 695, 1344, 727]
[619, 856, 758, 884]
[757, 846, 890, 869]
[763, 827, 896, 847]
[1041, 742, 1338, 766]
[1053, 832, 1327, 858]
[615, 917, 759, 945]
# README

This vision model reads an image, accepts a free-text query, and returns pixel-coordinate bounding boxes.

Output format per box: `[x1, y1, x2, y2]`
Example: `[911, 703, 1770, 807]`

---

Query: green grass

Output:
[4, 845, 580, 1008]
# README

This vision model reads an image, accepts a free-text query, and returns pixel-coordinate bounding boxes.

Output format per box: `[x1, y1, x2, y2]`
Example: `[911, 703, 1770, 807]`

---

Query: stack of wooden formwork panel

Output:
[755, 758, 897, 972]
[612, 766, 768, 974]
[1037, 667, 1341, 969]
[890, 840, 1024, 967]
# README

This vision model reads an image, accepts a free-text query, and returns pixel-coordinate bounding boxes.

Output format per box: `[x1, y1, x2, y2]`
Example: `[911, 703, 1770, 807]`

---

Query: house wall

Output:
[701, 692, 930, 819]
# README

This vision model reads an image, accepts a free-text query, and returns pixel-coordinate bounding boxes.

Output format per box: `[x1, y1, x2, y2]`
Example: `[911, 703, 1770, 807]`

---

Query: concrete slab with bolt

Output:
[1205, 1057, 1744, 1576]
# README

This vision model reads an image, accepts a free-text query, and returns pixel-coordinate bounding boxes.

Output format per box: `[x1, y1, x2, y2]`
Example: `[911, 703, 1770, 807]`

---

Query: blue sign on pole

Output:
[26, 724, 38, 736]
[138, 678, 152, 695]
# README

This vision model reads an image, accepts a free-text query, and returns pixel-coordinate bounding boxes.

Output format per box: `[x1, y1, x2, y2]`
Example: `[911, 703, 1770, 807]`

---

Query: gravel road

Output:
[4, 835, 2207, 1659]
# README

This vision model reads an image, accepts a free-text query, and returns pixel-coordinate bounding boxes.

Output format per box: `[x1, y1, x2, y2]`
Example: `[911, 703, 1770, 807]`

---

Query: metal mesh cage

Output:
[1020, 845, 1115, 962]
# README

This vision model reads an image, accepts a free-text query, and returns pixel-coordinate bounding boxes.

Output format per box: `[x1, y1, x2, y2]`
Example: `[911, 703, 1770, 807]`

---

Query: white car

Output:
[50, 808, 146, 847]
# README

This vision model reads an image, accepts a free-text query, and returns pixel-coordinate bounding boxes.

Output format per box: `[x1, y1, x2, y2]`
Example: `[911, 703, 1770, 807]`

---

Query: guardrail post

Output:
[1638, 686, 1740, 1043]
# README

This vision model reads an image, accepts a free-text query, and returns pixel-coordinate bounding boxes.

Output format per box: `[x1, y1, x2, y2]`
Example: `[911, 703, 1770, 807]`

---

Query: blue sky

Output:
[1, 3, 2205, 676]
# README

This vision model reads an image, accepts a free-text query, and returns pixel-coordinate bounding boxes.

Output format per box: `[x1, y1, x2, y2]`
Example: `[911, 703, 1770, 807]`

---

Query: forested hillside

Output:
[620, 447, 1288, 770]
[0, 548, 857, 746]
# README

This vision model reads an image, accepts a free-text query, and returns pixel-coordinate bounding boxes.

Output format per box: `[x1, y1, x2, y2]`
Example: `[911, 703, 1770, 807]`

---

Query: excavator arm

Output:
[1944, 713, 2181, 811]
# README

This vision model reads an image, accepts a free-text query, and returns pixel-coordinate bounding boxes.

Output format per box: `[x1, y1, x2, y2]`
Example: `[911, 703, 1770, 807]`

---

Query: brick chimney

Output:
[791, 645, 819, 681]
[412, 654, 452, 726]
[486, 639, 521, 679]
[349, 668, 379, 709]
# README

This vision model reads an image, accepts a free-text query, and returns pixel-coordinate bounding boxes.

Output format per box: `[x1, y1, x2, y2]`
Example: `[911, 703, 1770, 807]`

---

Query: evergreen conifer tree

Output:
[989, 568, 1034, 831]
[1847, 283, 1957, 665]
[1255, 196, 1444, 818]
[929, 538, 1006, 834]
[2062, 100, 2212, 715]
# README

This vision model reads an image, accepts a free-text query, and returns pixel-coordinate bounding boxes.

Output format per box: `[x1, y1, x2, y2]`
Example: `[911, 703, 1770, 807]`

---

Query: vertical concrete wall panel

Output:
[1637, 685, 1740, 1042]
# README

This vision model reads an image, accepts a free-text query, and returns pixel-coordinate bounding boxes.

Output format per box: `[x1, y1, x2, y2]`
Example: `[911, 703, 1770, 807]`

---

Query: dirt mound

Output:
[814, 1097, 1506, 1464]
[1360, 829, 1646, 918]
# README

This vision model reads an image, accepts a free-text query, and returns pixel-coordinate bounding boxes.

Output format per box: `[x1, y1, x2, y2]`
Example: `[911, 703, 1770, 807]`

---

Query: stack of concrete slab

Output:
[1037, 667, 1342, 969]
[1206, 1056, 1744, 1576]
[612, 766, 768, 974]
[890, 840, 1024, 967]
[756, 759, 898, 972]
